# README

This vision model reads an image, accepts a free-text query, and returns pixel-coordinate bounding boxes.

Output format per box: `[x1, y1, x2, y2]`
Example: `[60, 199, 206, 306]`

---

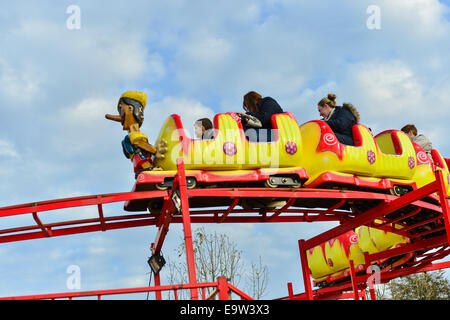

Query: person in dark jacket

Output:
[317, 93, 360, 146]
[237, 91, 284, 142]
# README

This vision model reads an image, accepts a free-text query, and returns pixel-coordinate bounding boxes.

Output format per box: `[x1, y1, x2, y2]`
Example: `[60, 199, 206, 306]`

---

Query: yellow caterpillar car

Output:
[307, 225, 411, 287]
[299, 120, 450, 197]
[131, 112, 309, 192]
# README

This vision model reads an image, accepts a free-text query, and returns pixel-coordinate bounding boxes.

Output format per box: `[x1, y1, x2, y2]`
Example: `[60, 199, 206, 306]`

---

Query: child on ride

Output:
[401, 124, 433, 158]
[194, 118, 215, 139]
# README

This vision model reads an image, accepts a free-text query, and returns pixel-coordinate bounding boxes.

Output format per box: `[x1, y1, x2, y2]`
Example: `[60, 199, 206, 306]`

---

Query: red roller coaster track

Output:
[1, 159, 449, 300]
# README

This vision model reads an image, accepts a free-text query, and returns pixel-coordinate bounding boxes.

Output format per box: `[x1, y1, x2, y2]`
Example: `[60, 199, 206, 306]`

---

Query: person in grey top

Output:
[401, 124, 433, 158]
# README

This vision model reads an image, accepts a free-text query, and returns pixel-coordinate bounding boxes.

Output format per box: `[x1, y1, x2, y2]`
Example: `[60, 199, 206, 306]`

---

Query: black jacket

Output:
[325, 105, 358, 145]
[246, 97, 284, 129]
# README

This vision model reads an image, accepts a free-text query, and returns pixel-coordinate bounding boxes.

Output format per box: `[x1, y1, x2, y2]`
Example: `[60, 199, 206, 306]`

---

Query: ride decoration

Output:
[105, 91, 167, 176]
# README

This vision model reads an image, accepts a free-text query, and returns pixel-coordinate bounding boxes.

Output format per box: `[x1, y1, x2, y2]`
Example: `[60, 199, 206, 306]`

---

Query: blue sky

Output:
[0, 0, 450, 299]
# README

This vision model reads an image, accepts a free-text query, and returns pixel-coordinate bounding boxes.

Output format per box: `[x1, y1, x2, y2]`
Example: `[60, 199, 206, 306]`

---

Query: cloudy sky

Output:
[1, 0, 450, 299]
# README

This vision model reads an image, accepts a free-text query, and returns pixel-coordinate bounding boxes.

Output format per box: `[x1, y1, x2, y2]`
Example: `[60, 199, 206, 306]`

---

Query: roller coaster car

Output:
[308, 225, 412, 288]
[124, 112, 309, 211]
[299, 121, 450, 198]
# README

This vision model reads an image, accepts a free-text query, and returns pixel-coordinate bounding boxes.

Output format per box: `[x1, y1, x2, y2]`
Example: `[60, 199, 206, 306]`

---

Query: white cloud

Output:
[81, 34, 149, 81]
[143, 96, 216, 139]
[63, 97, 113, 127]
[183, 36, 234, 67]
[0, 138, 19, 158]
[1, 18, 151, 104]
[379, 0, 449, 38]
[334, 59, 450, 151]
[0, 59, 42, 103]
[146, 53, 166, 81]
[347, 60, 423, 117]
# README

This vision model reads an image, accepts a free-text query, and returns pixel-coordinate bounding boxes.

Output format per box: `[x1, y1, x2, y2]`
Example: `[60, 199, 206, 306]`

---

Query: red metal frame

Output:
[176, 159, 199, 299]
[1, 186, 409, 244]
[0, 160, 449, 300]
[0, 276, 252, 301]
[294, 170, 450, 300]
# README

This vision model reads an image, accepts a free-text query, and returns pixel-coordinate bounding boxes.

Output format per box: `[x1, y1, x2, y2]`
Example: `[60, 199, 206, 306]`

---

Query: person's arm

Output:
[246, 98, 281, 128]
[246, 110, 269, 127]
[244, 114, 262, 128]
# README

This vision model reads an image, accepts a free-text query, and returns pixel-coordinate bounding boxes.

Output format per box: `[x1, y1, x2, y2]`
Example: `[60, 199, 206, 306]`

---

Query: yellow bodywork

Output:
[374, 131, 417, 179]
[308, 226, 408, 282]
[299, 121, 450, 196]
[307, 233, 366, 281]
[356, 224, 407, 255]
[153, 113, 303, 171]
[299, 122, 414, 184]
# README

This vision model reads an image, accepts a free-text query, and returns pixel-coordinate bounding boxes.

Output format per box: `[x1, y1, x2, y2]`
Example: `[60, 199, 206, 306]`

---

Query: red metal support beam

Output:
[407, 247, 450, 270]
[154, 273, 162, 300]
[0, 191, 167, 217]
[32, 211, 52, 237]
[435, 170, 450, 245]
[381, 261, 450, 282]
[0, 215, 156, 243]
[267, 198, 296, 221]
[375, 207, 422, 228]
[349, 260, 359, 300]
[368, 234, 448, 263]
[177, 159, 199, 300]
[152, 196, 175, 255]
[155, 196, 171, 227]
[298, 239, 313, 300]
[0, 281, 222, 300]
[97, 196, 106, 232]
[218, 197, 239, 223]
[217, 276, 230, 300]
[287, 282, 294, 300]
[324, 199, 347, 214]
[227, 282, 254, 300]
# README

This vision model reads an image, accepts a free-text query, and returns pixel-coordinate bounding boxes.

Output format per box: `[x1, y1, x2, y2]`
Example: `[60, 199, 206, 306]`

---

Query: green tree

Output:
[387, 270, 450, 300]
